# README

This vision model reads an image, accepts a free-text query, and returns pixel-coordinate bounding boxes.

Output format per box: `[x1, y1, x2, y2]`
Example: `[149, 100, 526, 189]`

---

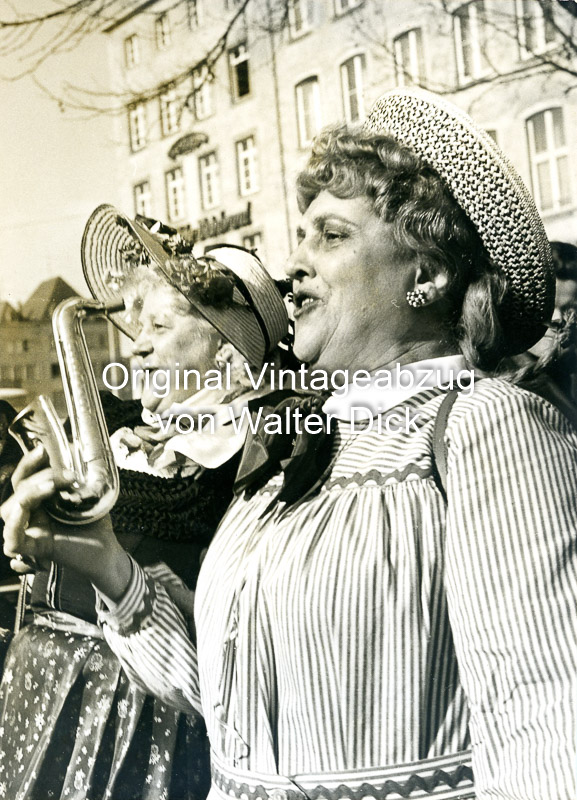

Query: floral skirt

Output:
[0, 615, 210, 800]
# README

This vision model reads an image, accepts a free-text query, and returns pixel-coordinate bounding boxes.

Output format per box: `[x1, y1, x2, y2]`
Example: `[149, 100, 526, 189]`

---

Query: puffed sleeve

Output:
[95, 558, 203, 716]
[443, 382, 577, 800]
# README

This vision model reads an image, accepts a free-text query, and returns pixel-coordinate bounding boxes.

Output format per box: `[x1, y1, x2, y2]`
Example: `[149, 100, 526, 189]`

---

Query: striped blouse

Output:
[98, 379, 577, 799]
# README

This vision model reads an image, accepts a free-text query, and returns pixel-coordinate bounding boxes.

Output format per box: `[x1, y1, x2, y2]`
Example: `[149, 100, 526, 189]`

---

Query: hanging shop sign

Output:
[168, 132, 209, 159]
[179, 203, 252, 242]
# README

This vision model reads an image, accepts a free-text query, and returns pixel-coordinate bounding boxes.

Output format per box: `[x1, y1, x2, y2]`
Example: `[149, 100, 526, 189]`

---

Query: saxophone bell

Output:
[9, 297, 122, 526]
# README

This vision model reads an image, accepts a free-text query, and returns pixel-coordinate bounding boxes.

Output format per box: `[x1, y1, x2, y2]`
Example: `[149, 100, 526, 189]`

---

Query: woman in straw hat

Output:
[3, 89, 576, 799]
[0, 207, 288, 800]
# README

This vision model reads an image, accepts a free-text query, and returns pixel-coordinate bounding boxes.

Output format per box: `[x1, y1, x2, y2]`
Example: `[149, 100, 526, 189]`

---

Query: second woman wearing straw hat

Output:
[0, 209, 288, 800]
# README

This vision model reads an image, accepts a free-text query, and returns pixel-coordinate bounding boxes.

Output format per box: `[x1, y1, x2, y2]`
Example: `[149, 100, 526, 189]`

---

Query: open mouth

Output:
[293, 290, 321, 318]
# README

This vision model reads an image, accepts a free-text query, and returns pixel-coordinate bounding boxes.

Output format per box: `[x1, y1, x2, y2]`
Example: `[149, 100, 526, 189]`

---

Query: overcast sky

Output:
[0, 28, 121, 306]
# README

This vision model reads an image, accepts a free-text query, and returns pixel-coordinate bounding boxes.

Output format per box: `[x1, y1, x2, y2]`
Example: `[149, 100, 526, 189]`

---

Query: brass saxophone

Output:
[9, 297, 121, 525]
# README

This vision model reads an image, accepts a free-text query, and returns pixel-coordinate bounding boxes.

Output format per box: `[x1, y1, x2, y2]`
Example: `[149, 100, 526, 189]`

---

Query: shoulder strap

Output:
[432, 390, 460, 501]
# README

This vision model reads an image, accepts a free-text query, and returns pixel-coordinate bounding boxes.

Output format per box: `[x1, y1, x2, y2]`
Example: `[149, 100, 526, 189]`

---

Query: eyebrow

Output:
[298, 213, 359, 235]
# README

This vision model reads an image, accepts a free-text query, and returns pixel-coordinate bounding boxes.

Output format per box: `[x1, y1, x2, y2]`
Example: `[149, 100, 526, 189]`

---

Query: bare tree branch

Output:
[0, 1, 93, 28]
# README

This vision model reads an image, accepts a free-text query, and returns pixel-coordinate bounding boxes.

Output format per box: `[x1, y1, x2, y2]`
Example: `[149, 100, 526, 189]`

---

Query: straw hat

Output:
[81, 204, 288, 367]
[364, 88, 555, 353]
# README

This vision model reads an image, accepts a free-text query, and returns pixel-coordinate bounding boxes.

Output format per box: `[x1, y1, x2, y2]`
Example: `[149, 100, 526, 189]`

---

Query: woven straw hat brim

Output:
[363, 88, 555, 354]
[81, 205, 288, 367]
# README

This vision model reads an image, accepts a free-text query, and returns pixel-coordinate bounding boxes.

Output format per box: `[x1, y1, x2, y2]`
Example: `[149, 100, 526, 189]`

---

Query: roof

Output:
[0, 301, 20, 323]
[21, 277, 79, 321]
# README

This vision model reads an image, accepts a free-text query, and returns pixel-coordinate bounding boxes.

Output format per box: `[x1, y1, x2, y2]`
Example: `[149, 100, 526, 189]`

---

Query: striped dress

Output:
[99, 379, 577, 800]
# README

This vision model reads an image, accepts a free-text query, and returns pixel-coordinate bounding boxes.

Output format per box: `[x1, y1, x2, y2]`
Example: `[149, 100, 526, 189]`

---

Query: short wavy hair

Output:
[296, 125, 509, 371]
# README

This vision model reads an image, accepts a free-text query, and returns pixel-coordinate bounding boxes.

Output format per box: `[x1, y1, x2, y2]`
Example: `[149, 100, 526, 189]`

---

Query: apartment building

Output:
[102, 0, 577, 280]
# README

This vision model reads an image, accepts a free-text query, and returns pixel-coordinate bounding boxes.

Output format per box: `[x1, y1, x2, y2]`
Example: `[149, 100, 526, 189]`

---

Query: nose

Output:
[286, 238, 316, 281]
[132, 329, 153, 358]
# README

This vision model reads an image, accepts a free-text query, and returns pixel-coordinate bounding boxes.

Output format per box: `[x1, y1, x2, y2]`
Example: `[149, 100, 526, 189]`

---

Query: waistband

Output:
[210, 749, 475, 800]
[32, 610, 105, 639]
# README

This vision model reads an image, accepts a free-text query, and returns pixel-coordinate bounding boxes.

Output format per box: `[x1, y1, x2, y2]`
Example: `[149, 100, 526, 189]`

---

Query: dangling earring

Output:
[406, 289, 427, 308]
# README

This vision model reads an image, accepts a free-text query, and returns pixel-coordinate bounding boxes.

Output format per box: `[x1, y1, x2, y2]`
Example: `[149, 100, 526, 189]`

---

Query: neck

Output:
[316, 339, 460, 378]
[377, 339, 460, 371]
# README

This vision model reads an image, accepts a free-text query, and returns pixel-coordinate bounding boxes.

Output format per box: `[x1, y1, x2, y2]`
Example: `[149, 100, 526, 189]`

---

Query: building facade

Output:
[102, 0, 577, 281]
[0, 278, 125, 416]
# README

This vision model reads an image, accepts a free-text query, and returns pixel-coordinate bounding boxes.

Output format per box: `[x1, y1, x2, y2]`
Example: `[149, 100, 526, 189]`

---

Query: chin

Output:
[292, 338, 320, 368]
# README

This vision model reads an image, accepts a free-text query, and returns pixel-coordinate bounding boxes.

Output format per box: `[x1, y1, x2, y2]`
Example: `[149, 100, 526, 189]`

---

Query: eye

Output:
[152, 322, 168, 331]
[322, 227, 346, 243]
[296, 227, 305, 244]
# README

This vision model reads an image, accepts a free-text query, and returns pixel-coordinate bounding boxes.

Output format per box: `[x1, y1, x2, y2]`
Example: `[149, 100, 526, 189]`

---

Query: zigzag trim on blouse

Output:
[211, 763, 474, 800]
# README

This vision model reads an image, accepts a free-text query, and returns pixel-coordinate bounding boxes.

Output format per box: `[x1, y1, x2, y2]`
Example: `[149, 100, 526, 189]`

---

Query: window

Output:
[454, 1, 488, 83]
[526, 108, 572, 213]
[295, 77, 322, 148]
[128, 102, 147, 151]
[134, 181, 152, 217]
[155, 12, 171, 49]
[159, 85, 179, 137]
[124, 34, 140, 68]
[165, 167, 185, 221]
[187, 0, 202, 29]
[334, 0, 362, 15]
[25, 365, 36, 380]
[243, 232, 264, 261]
[192, 67, 213, 119]
[394, 29, 425, 87]
[199, 152, 220, 209]
[229, 43, 250, 100]
[340, 54, 366, 122]
[289, 0, 314, 37]
[51, 363, 60, 379]
[236, 136, 259, 196]
[516, 0, 555, 57]
[21, 339, 29, 352]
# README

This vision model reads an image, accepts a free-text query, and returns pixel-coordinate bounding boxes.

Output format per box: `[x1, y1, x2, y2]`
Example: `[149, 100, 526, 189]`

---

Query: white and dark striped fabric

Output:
[98, 379, 577, 800]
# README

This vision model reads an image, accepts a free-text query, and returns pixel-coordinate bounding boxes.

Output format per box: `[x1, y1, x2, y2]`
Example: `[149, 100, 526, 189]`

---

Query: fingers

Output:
[11, 445, 76, 490]
[2, 468, 56, 521]
[11, 444, 49, 488]
[2, 491, 52, 558]
[1, 462, 75, 566]
[9, 554, 36, 574]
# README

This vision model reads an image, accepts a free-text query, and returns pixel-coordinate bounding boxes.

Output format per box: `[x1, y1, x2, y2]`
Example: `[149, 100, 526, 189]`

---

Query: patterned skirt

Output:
[0, 614, 210, 800]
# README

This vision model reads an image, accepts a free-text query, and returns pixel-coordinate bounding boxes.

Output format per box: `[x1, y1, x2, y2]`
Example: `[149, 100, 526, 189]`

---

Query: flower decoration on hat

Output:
[117, 215, 239, 311]
[160, 255, 239, 310]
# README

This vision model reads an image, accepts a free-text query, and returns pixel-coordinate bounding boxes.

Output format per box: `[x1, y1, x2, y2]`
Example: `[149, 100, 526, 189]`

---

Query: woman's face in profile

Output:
[287, 191, 412, 374]
[131, 284, 220, 413]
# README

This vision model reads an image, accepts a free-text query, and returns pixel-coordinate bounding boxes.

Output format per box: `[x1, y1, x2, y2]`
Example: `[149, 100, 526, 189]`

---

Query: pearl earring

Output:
[406, 289, 427, 308]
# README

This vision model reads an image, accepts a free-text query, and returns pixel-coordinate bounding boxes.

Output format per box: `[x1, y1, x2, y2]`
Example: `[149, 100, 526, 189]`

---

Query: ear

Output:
[214, 341, 235, 369]
[411, 264, 450, 305]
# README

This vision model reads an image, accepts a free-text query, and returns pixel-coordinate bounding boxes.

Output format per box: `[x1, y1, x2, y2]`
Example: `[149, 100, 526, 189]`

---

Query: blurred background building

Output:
[0, 277, 126, 415]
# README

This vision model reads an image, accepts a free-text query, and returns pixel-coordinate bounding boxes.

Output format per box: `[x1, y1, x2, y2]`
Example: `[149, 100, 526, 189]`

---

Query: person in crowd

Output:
[3, 89, 577, 800]
[537, 240, 577, 402]
[0, 205, 288, 800]
[551, 240, 577, 314]
[515, 239, 577, 410]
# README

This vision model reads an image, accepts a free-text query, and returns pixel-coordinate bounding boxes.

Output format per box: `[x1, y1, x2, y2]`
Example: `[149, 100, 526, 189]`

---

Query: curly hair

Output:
[296, 125, 510, 371]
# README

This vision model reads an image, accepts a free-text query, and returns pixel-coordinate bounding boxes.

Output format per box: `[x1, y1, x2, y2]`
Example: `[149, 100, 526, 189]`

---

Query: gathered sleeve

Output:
[444, 383, 577, 799]
[96, 559, 203, 716]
